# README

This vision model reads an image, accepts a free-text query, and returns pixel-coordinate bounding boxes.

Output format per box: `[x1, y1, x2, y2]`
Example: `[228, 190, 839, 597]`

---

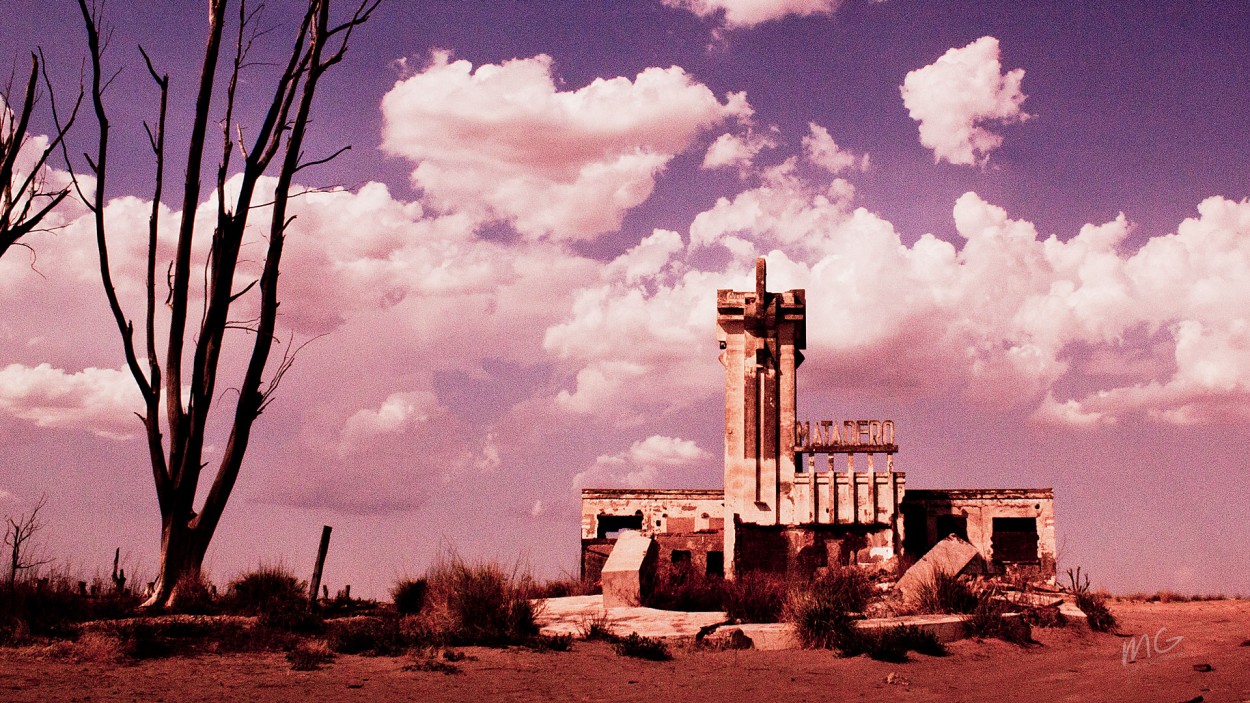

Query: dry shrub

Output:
[786, 567, 874, 650]
[63, 631, 127, 663]
[403, 647, 465, 675]
[324, 616, 406, 656]
[225, 564, 319, 632]
[390, 578, 428, 615]
[912, 569, 979, 615]
[839, 624, 947, 662]
[169, 573, 217, 615]
[577, 609, 616, 641]
[723, 571, 786, 623]
[644, 563, 724, 612]
[613, 633, 671, 661]
[0, 575, 87, 643]
[286, 639, 335, 671]
[421, 553, 538, 647]
[1067, 567, 1117, 633]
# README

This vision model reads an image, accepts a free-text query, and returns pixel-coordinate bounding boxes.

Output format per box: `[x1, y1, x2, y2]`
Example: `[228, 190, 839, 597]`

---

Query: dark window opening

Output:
[935, 514, 968, 542]
[706, 551, 724, 577]
[903, 507, 928, 558]
[597, 513, 643, 539]
[991, 517, 1039, 564]
[671, 550, 691, 566]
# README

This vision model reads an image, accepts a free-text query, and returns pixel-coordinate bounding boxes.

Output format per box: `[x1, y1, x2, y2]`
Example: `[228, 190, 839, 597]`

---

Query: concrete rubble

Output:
[894, 534, 980, 602]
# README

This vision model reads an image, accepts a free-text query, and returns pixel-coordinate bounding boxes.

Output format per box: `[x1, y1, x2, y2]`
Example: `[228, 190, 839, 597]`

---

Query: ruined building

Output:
[581, 258, 1056, 583]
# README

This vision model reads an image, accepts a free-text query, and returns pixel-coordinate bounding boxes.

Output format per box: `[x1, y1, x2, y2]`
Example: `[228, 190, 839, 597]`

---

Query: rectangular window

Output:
[706, 551, 724, 577]
[991, 517, 1039, 564]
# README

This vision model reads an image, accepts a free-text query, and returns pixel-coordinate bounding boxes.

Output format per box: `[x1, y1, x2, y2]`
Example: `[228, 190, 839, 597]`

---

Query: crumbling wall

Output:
[733, 518, 897, 578]
[580, 489, 724, 582]
[901, 488, 1056, 581]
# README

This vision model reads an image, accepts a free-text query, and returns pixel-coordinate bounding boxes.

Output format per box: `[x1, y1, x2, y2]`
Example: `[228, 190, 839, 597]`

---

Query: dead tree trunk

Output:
[75, 0, 376, 608]
[4, 495, 51, 589]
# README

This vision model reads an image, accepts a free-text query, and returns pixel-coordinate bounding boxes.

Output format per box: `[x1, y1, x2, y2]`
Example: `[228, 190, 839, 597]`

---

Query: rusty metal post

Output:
[308, 525, 332, 610]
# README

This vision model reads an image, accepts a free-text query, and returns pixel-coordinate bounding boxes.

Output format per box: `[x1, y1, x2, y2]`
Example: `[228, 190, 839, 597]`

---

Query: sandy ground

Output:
[2, 600, 1247, 702]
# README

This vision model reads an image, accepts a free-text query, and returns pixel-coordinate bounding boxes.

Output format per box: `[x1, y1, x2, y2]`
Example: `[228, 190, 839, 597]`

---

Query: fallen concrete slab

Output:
[1059, 601, 1088, 622]
[536, 594, 726, 641]
[704, 613, 976, 651]
[895, 535, 979, 602]
[600, 531, 657, 608]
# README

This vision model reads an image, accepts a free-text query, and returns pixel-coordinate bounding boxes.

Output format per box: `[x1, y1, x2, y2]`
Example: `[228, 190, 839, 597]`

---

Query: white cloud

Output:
[381, 51, 751, 240]
[702, 129, 777, 174]
[339, 391, 440, 456]
[802, 122, 868, 174]
[663, 0, 844, 28]
[572, 435, 710, 489]
[0, 363, 143, 439]
[545, 147, 1250, 426]
[900, 36, 1031, 166]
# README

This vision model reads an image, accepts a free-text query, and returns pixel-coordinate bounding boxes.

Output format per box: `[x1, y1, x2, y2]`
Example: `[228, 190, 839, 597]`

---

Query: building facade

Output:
[580, 258, 1056, 583]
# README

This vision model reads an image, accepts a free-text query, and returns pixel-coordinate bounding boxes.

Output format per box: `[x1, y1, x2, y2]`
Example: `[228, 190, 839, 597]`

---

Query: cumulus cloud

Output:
[572, 435, 710, 489]
[339, 391, 440, 456]
[0, 363, 143, 439]
[381, 51, 751, 239]
[802, 122, 868, 174]
[545, 150, 1250, 426]
[900, 36, 1031, 166]
[663, 0, 844, 28]
[702, 129, 777, 174]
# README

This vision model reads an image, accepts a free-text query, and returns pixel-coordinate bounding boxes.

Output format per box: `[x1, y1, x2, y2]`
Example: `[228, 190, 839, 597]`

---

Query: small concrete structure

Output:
[600, 531, 658, 608]
[895, 535, 980, 601]
[581, 489, 724, 584]
[902, 488, 1057, 581]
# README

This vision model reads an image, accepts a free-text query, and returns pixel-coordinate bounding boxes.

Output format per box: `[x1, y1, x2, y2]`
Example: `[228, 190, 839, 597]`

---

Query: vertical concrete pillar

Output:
[716, 258, 806, 578]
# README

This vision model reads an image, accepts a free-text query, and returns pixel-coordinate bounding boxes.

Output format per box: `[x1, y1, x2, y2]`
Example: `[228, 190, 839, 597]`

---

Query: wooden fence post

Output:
[309, 525, 332, 610]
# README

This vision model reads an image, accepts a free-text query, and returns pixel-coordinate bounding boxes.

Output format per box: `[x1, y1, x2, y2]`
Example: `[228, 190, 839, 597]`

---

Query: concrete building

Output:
[581, 258, 1056, 584]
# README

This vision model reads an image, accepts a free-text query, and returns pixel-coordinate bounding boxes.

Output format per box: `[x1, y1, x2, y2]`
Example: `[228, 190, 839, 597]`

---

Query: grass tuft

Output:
[390, 578, 428, 616]
[722, 571, 786, 623]
[612, 632, 671, 661]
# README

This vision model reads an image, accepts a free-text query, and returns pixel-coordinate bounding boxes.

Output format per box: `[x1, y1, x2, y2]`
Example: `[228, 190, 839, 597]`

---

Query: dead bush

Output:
[390, 578, 428, 616]
[422, 553, 538, 646]
[324, 616, 407, 656]
[644, 562, 724, 612]
[612, 632, 671, 661]
[286, 640, 335, 671]
[912, 569, 979, 615]
[722, 571, 786, 623]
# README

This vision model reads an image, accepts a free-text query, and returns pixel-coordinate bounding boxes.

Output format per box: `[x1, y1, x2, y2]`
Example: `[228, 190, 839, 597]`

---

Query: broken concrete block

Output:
[895, 535, 979, 602]
[602, 531, 658, 608]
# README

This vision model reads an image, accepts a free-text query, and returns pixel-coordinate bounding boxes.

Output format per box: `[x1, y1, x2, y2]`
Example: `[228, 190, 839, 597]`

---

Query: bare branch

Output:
[293, 144, 350, 174]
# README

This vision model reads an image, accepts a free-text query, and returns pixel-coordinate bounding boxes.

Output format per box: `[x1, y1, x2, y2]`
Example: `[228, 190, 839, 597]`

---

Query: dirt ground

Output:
[2, 600, 1247, 702]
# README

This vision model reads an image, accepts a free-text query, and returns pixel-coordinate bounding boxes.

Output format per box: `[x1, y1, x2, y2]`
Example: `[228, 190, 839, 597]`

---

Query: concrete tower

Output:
[716, 258, 806, 577]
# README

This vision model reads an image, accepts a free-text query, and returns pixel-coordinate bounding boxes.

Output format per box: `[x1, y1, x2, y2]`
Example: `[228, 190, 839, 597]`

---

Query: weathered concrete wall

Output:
[580, 489, 725, 582]
[901, 488, 1056, 580]
[733, 518, 898, 577]
[580, 489, 724, 540]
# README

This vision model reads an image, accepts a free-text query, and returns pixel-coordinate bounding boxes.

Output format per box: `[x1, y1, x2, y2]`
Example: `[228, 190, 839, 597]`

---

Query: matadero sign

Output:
[794, 420, 897, 454]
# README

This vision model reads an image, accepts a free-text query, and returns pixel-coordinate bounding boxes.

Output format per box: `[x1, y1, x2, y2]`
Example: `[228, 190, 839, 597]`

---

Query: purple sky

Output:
[2, 0, 1249, 598]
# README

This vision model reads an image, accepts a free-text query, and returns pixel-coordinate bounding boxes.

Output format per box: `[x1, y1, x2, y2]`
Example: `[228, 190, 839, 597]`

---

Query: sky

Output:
[1, 0, 1249, 599]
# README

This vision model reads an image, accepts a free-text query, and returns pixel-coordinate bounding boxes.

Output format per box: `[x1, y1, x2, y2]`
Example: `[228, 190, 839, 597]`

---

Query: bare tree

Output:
[75, 0, 377, 608]
[5, 494, 52, 589]
[0, 52, 80, 261]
